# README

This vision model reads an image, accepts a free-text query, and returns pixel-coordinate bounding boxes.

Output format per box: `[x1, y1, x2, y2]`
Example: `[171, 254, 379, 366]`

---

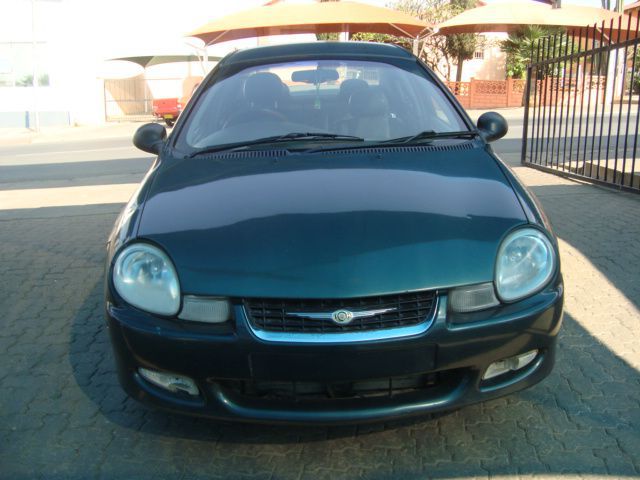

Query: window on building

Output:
[474, 50, 484, 60]
[0, 42, 50, 87]
[0, 56, 11, 87]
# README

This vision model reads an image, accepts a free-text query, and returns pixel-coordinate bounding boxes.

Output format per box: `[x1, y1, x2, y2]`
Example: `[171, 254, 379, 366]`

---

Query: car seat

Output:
[224, 72, 287, 126]
[342, 89, 391, 139]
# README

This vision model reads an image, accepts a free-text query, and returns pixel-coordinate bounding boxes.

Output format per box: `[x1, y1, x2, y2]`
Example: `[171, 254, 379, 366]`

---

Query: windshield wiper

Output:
[186, 132, 364, 158]
[381, 130, 479, 145]
[306, 130, 479, 153]
[269, 132, 364, 142]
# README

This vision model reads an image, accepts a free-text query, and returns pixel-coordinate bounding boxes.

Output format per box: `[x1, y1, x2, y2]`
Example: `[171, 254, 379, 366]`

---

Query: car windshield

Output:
[178, 59, 468, 152]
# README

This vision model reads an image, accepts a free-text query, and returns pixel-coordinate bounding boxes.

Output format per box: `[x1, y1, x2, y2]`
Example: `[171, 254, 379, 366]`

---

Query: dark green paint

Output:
[137, 144, 527, 298]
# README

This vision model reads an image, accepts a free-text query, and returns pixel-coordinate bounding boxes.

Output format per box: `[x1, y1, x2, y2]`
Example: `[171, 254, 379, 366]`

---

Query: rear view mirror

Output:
[477, 112, 508, 143]
[291, 69, 339, 84]
[133, 123, 167, 154]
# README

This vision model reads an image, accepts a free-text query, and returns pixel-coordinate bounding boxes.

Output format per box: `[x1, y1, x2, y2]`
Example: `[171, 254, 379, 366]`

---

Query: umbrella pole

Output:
[30, 0, 40, 132]
[204, 43, 215, 75]
[340, 24, 349, 42]
[193, 46, 203, 75]
[417, 31, 436, 60]
[199, 47, 208, 76]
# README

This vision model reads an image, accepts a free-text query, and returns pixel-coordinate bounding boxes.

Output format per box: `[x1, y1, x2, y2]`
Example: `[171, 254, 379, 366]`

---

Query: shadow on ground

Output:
[67, 177, 640, 477]
[63, 176, 640, 478]
[2, 172, 639, 478]
[527, 181, 640, 312]
[69, 280, 640, 477]
[0, 157, 153, 190]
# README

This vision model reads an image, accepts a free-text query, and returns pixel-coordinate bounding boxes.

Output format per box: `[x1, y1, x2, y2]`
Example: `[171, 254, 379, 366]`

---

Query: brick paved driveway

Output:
[1, 156, 639, 479]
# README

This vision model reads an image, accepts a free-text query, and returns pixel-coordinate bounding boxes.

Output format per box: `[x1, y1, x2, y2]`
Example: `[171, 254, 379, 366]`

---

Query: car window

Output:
[180, 59, 468, 150]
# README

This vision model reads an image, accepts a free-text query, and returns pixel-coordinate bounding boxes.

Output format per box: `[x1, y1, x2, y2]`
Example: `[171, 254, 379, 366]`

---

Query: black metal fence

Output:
[522, 13, 640, 192]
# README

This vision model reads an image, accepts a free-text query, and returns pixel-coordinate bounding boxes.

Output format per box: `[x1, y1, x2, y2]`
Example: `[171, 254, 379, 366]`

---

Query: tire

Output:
[165, 118, 175, 127]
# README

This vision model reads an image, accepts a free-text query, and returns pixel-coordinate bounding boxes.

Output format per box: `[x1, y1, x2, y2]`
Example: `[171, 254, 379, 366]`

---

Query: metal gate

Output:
[521, 13, 640, 192]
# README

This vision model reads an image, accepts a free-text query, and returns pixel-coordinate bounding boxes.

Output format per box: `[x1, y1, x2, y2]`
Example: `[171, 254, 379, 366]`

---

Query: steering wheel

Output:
[224, 108, 287, 128]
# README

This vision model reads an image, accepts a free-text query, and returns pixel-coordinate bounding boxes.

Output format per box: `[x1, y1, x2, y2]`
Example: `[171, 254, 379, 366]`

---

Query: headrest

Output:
[349, 90, 389, 117]
[339, 79, 369, 101]
[244, 72, 284, 108]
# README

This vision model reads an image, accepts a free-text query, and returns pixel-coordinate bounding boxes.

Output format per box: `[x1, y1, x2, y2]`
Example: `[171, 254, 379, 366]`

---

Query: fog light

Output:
[482, 350, 538, 380]
[138, 368, 199, 396]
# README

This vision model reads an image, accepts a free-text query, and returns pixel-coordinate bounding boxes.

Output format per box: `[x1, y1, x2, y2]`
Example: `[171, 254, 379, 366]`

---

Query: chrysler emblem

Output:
[331, 309, 354, 325]
[287, 307, 397, 325]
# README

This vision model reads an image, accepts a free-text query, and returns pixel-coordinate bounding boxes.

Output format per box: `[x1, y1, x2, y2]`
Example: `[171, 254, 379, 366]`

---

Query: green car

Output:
[104, 42, 563, 424]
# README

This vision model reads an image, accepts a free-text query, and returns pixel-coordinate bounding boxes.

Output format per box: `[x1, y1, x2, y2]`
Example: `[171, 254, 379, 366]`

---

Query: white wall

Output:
[0, 0, 428, 126]
[0, 0, 271, 126]
[0, 0, 72, 126]
[462, 33, 507, 81]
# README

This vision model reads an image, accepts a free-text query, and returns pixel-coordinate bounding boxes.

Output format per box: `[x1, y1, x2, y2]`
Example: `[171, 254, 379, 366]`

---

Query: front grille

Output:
[244, 290, 437, 333]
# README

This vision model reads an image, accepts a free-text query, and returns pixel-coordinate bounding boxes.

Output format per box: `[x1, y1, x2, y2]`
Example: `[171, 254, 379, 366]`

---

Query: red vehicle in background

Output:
[151, 81, 201, 127]
[152, 98, 182, 127]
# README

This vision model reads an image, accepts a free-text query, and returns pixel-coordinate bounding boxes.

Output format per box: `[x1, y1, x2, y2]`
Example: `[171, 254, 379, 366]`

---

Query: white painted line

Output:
[0, 183, 140, 210]
[12, 146, 136, 157]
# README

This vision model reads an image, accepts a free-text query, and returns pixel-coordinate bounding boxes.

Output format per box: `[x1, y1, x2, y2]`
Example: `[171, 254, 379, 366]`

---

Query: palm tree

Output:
[501, 25, 563, 79]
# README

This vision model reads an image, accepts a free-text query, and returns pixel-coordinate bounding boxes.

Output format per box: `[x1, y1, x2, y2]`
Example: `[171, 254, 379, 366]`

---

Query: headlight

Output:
[495, 228, 556, 302]
[113, 243, 180, 315]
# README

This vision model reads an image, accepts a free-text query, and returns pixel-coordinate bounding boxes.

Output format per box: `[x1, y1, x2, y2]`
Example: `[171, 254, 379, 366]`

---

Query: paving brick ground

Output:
[1, 160, 639, 479]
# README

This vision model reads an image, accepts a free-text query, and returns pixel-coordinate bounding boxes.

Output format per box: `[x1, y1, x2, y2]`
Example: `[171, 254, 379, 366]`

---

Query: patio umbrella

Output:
[110, 54, 221, 68]
[436, 2, 638, 39]
[188, 1, 431, 45]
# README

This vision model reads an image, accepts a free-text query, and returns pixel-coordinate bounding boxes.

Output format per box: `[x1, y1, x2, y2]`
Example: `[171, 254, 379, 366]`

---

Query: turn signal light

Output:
[179, 296, 231, 323]
[450, 282, 500, 312]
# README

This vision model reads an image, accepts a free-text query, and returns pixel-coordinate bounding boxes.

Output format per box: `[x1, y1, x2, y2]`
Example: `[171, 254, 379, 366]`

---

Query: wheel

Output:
[165, 118, 175, 127]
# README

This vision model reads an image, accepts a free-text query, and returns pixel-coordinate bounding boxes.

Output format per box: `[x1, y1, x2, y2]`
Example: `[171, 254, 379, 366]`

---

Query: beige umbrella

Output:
[110, 54, 221, 69]
[188, 1, 431, 45]
[436, 2, 638, 39]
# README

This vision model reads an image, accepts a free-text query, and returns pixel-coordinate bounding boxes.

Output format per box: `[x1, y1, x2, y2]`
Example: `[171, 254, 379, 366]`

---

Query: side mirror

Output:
[477, 112, 508, 143]
[133, 123, 167, 154]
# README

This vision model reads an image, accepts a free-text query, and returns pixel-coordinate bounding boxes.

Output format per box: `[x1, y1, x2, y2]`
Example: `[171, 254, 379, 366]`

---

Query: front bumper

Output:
[106, 285, 563, 425]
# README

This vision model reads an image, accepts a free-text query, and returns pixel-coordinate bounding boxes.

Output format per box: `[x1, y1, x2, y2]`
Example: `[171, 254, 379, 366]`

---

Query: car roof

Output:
[220, 41, 415, 67]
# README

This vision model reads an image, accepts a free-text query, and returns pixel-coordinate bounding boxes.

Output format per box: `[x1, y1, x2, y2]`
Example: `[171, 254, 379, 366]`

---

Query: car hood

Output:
[138, 145, 527, 298]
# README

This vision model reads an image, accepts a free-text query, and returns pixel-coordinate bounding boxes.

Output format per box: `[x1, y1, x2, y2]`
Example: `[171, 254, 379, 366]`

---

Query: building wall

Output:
[461, 33, 507, 81]
[435, 32, 507, 82]
[0, 0, 270, 128]
[0, 0, 511, 128]
[0, 0, 75, 127]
